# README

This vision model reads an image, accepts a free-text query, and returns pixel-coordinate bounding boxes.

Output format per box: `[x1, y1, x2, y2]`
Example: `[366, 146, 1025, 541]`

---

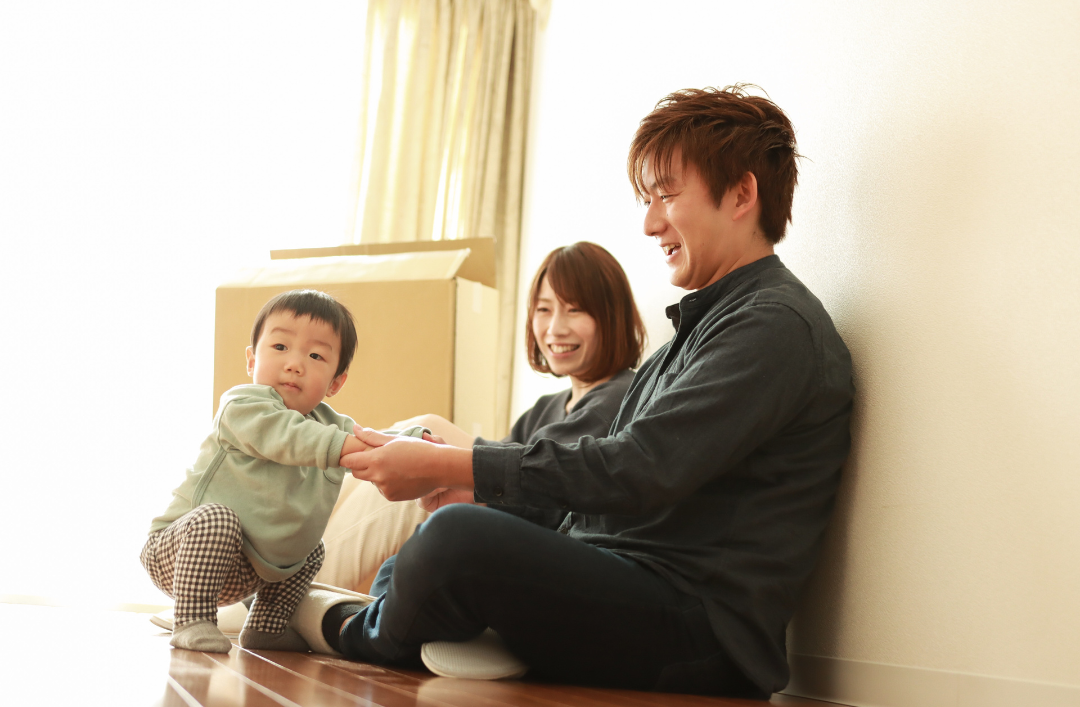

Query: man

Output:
[339, 85, 853, 698]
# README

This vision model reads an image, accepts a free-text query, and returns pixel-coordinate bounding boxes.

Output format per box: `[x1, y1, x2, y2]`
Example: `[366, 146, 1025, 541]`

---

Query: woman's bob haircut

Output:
[525, 242, 646, 383]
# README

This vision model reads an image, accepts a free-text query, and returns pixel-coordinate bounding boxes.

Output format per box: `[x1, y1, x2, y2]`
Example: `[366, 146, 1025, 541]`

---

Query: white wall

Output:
[515, 0, 1080, 700]
[0, 2, 366, 606]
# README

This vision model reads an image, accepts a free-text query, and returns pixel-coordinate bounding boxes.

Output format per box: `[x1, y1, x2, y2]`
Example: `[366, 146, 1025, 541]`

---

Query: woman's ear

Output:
[245, 346, 255, 377]
[326, 372, 348, 398]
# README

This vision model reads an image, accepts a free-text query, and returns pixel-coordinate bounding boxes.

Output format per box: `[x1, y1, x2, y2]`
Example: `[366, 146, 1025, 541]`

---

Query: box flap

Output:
[269, 237, 496, 289]
[219, 249, 471, 288]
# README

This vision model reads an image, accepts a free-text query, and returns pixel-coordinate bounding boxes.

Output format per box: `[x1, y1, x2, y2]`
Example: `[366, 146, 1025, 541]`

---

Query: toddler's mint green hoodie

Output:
[150, 384, 420, 582]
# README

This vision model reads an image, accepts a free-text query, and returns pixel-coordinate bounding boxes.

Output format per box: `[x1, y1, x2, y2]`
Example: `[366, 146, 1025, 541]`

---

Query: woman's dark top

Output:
[475, 368, 635, 529]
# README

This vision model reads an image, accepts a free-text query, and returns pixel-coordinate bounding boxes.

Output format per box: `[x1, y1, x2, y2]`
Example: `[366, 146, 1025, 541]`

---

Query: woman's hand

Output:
[340, 427, 474, 502]
[416, 487, 478, 512]
[390, 414, 477, 449]
[391, 413, 440, 430]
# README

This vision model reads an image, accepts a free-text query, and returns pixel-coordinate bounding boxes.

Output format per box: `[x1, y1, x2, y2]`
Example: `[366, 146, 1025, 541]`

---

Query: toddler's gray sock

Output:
[170, 620, 233, 653]
[239, 625, 311, 652]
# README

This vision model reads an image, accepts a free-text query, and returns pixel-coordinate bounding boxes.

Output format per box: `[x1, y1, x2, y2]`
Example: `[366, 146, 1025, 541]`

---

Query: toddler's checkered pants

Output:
[140, 503, 324, 633]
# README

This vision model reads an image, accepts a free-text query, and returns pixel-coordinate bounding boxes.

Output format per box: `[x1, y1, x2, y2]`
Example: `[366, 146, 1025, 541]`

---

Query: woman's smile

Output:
[546, 343, 580, 355]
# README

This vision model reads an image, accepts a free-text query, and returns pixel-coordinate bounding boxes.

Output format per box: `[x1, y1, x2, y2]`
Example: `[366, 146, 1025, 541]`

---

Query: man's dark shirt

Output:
[478, 369, 635, 530]
[473, 255, 854, 693]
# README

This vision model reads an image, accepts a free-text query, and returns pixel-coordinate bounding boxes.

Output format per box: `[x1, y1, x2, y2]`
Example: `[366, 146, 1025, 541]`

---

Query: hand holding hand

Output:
[339, 427, 473, 502]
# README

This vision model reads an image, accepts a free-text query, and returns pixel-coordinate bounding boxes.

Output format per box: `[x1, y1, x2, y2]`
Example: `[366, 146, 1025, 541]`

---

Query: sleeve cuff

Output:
[326, 429, 349, 468]
[472, 443, 525, 505]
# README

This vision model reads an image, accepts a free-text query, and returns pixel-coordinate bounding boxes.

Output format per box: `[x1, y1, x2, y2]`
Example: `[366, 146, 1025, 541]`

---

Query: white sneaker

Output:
[420, 629, 528, 680]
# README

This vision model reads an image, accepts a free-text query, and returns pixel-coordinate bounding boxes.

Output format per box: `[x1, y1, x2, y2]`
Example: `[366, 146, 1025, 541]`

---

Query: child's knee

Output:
[185, 503, 243, 543]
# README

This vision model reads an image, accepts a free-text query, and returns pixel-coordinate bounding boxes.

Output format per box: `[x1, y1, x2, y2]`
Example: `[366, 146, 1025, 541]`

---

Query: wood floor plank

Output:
[411, 676, 593, 707]
[571, 683, 776, 707]
[265, 651, 508, 707]
[452, 680, 654, 707]
[235, 649, 450, 707]
[168, 647, 299, 707]
[303, 653, 766, 707]
[308, 654, 650, 707]
[205, 648, 373, 707]
[771, 697, 847, 706]
[164, 675, 214, 707]
[511, 681, 750, 707]
[0, 604, 853, 707]
[304, 654, 573, 707]
[416, 676, 657, 707]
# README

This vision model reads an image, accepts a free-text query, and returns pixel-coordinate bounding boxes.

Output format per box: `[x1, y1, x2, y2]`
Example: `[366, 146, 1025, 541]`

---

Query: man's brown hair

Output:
[628, 84, 800, 244]
[525, 242, 646, 383]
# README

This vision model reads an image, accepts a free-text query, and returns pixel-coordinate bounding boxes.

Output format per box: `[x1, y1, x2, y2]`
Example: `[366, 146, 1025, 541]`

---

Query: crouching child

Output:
[141, 289, 422, 653]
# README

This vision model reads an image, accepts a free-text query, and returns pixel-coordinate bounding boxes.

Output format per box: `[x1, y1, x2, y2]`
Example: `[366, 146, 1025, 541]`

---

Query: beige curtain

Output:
[345, 0, 536, 435]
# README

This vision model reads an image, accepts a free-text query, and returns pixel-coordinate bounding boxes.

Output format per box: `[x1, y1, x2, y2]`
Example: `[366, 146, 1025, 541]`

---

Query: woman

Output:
[314, 241, 646, 591]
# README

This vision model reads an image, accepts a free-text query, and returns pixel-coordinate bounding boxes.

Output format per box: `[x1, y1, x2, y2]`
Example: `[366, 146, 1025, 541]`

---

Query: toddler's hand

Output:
[422, 432, 447, 445]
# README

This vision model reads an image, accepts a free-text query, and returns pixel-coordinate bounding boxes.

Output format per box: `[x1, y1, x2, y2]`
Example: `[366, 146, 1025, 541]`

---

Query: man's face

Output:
[641, 155, 744, 291]
[245, 312, 346, 415]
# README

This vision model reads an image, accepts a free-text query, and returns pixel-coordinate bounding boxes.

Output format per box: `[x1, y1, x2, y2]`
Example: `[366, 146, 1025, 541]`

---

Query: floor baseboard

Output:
[785, 653, 1080, 707]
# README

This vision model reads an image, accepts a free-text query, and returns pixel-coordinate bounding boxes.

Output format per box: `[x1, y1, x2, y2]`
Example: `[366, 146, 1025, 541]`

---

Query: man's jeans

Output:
[334, 504, 764, 698]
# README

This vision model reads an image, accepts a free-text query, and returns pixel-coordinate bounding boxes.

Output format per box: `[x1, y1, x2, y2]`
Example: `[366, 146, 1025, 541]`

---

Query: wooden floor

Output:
[0, 603, 847, 707]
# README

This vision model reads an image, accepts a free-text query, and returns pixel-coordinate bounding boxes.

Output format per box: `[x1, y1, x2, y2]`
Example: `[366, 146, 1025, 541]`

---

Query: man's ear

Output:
[326, 372, 348, 398]
[732, 171, 759, 219]
[245, 346, 255, 377]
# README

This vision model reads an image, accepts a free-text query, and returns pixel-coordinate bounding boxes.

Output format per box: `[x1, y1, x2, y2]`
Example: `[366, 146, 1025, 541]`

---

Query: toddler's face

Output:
[246, 312, 347, 415]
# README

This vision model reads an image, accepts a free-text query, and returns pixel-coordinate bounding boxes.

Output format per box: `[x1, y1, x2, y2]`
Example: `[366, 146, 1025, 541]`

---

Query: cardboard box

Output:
[214, 244, 499, 437]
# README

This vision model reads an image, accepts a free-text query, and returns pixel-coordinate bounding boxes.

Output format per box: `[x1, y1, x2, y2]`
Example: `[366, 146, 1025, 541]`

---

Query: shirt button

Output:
[493, 487, 503, 497]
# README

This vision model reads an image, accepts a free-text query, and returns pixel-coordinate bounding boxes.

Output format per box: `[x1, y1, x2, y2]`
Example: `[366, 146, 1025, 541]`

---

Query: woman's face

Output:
[532, 276, 599, 381]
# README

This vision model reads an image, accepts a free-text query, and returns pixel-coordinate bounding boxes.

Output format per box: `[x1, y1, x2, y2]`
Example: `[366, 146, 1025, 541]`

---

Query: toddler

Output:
[141, 289, 420, 653]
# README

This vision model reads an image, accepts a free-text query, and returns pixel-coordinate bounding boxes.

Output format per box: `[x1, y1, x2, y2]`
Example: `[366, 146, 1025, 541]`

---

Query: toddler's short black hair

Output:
[250, 290, 357, 379]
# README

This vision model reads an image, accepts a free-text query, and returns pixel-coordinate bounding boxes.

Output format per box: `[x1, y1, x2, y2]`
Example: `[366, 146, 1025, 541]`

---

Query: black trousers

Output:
[334, 504, 765, 698]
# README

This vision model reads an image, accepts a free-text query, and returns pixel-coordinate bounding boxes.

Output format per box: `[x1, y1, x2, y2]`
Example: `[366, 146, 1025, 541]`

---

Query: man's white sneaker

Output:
[420, 629, 528, 680]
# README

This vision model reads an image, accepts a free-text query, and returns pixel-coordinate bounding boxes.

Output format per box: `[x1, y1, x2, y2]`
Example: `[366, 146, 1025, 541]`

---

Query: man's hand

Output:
[340, 427, 474, 502]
